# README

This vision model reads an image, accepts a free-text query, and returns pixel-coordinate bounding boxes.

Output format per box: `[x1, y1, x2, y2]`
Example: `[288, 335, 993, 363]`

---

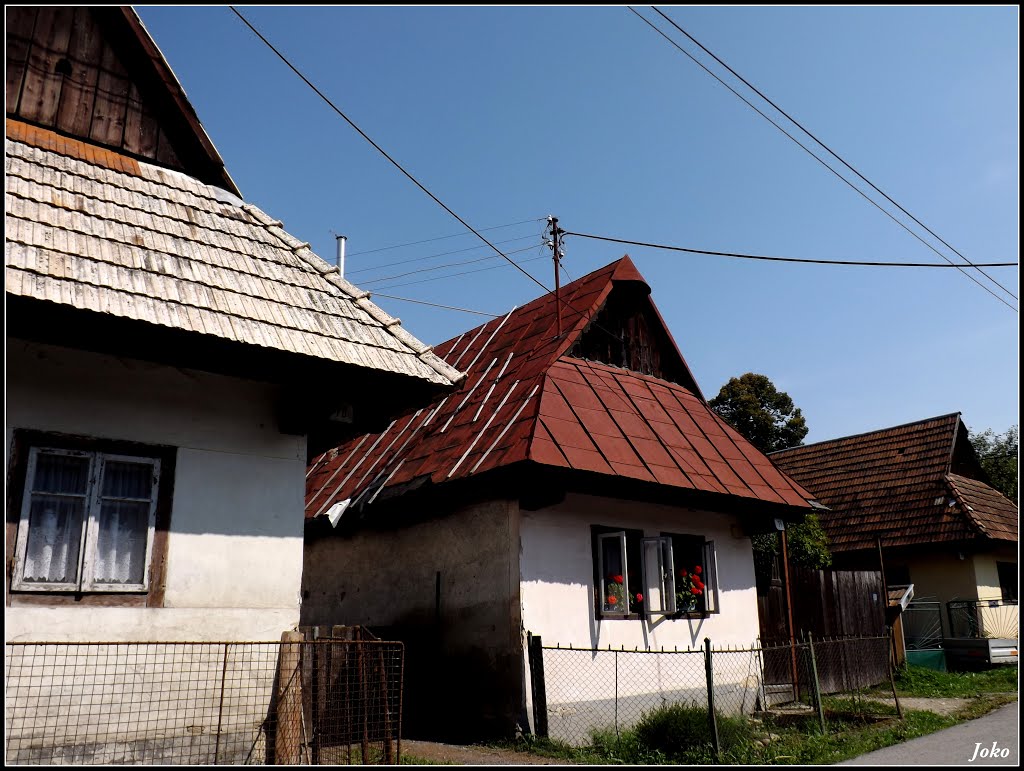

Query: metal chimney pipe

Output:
[335, 235, 347, 277]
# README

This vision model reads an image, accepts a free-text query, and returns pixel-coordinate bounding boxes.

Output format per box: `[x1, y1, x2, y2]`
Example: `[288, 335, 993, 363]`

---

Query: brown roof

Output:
[771, 414, 1018, 551]
[946, 473, 1019, 542]
[306, 258, 815, 519]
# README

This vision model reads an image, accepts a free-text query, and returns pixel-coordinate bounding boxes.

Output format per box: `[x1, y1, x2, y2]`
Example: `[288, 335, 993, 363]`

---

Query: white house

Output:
[302, 257, 817, 740]
[4, 6, 462, 645]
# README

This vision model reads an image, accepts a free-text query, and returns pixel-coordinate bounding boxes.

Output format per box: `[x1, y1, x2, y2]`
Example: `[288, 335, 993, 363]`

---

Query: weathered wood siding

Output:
[7, 7, 180, 169]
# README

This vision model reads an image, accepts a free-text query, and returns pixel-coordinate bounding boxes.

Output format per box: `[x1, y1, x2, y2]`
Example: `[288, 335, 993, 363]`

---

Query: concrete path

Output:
[839, 700, 1018, 765]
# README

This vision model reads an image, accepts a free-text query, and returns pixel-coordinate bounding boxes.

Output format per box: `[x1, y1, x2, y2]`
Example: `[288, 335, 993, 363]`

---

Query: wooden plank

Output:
[89, 39, 130, 148]
[17, 6, 75, 125]
[5, 6, 39, 114]
[275, 630, 304, 765]
[123, 81, 160, 158]
[155, 127, 182, 168]
[55, 7, 105, 138]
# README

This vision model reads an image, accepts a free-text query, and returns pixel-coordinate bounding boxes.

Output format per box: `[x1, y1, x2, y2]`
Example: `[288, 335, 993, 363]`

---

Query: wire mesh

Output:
[536, 636, 893, 747]
[5, 640, 403, 765]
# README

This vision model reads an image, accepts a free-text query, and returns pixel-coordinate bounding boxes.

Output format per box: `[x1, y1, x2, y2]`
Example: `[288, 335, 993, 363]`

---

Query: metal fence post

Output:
[527, 634, 548, 739]
[703, 638, 720, 761]
[885, 631, 904, 720]
[807, 633, 826, 733]
[214, 642, 230, 764]
[614, 649, 620, 739]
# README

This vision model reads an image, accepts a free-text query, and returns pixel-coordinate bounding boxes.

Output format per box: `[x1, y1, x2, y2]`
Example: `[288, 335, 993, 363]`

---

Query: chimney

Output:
[335, 234, 347, 277]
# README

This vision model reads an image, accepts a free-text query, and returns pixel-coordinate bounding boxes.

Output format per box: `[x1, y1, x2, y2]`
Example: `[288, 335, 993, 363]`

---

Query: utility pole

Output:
[546, 215, 564, 336]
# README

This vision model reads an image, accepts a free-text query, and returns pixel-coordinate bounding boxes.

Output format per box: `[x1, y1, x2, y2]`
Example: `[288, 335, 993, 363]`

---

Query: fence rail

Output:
[4, 639, 403, 765]
[531, 635, 894, 747]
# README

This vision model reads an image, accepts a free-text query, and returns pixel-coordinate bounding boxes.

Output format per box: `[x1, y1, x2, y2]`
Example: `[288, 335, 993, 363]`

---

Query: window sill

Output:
[596, 611, 715, 621]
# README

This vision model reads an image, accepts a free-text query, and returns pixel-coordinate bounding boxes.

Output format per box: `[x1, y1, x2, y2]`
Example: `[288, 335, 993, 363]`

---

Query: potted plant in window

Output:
[605, 573, 644, 615]
[675, 565, 705, 613]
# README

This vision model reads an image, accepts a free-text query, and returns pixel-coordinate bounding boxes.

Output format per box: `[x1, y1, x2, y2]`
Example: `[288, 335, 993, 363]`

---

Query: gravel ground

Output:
[400, 739, 571, 765]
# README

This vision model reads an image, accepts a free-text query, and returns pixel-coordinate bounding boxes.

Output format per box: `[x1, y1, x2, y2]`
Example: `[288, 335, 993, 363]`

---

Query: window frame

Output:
[6, 430, 174, 606]
[591, 524, 720, 620]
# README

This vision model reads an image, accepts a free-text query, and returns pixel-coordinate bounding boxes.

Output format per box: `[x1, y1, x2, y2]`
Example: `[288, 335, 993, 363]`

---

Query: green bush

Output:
[590, 703, 760, 764]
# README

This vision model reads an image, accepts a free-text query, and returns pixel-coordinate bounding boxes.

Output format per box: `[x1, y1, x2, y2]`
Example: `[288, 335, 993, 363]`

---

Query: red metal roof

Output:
[771, 414, 1018, 551]
[306, 257, 814, 518]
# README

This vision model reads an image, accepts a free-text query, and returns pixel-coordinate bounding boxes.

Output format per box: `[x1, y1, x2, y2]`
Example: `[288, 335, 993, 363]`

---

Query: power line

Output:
[348, 233, 542, 277]
[370, 292, 501, 317]
[345, 217, 545, 258]
[651, 6, 1018, 304]
[230, 7, 551, 296]
[564, 231, 1018, 268]
[361, 243, 544, 286]
[369, 247, 548, 290]
[628, 7, 1017, 313]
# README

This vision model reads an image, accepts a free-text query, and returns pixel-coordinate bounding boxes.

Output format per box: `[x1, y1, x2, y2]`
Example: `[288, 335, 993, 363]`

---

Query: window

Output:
[996, 562, 1017, 603]
[11, 445, 161, 593]
[592, 525, 719, 619]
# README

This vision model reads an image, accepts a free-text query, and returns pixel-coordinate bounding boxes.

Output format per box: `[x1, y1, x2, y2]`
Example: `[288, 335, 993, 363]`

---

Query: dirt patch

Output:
[864, 696, 973, 716]
[400, 739, 571, 765]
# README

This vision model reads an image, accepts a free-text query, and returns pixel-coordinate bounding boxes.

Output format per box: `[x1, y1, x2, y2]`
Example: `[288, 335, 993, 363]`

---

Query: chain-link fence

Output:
[532, 635, 895, 748]
[5, 639, 403, 765]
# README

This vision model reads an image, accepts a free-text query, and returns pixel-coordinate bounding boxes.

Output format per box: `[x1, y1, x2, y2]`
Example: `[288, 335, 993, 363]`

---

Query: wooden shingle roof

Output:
[4, 119, 462, 388]
[306, 258, 815, 520]
[770, 414, 1018, 551]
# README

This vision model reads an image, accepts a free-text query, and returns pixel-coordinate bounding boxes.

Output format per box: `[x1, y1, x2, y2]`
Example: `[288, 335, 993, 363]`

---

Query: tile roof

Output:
[770, 414, 1018, 550]
[306, 257, 814, 519]
[4, 119, 463, 388]
[946, 473, 1019, 542]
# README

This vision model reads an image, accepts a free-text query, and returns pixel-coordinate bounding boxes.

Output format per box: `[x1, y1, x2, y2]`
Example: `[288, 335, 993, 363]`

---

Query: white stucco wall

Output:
[519, 493, 766, 741]
[5, 340, 305, 642]
[520, 493, 762, 650]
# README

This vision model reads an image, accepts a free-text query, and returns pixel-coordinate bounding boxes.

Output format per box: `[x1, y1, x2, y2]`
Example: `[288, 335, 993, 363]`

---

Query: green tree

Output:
[709, 373, 808, 453]
[710, 373, 829, 569]
[969, 425, 1018, 505]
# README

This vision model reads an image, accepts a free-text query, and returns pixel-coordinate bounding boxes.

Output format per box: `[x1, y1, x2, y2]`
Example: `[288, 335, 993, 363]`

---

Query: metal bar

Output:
[214, 642, 229, 765]
[807, 633, 826, 733]
[704, 637, 720, 761]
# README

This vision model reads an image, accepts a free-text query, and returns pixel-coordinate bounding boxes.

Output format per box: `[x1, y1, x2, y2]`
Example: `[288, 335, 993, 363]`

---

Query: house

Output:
[302, 256, 818, 739]
[4, 6, 462, 644]
[770, 414, 1018, 641]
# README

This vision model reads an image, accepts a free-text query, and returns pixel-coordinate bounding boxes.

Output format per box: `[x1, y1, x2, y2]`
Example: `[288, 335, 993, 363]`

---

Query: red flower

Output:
[607, 595, 618, 605]
[694, 565, 702, 575]
[691, 587, 700, 595]
[679, 569, 688, 577]
[695, 578, 705, 589]
[614, 574, 624, 585]
[695, 588, 702, 595]
[635, 593, 644, 602]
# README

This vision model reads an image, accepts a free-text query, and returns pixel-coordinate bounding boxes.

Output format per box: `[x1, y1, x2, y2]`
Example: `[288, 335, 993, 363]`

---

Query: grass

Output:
[884, 664, 1019, 698]
[490, 667, 1018, 765]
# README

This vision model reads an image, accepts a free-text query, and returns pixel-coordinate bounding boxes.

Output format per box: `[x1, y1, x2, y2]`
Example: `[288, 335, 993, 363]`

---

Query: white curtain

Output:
[93, 461, 151, 585]
[23, 454, 89, 583]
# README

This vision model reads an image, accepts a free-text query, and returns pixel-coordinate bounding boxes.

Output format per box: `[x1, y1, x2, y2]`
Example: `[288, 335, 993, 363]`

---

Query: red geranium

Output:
[694, 565, 702, 575]
[607, 595, 618, 605]
[613, 574, 624, 585]
[635, 593, 643, 602]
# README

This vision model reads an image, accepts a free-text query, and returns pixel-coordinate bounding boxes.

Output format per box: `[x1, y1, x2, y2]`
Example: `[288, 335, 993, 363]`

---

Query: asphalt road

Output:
[839, 700, 1018, 766]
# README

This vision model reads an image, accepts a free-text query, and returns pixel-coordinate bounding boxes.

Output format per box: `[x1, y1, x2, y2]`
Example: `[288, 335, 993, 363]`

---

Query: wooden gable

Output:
[6, 6, 238, 195]
[568, 276, 703, 397]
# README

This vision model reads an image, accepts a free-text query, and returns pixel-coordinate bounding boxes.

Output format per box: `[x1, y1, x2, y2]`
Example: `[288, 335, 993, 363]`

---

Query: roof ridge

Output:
[770, 412, 962, 456]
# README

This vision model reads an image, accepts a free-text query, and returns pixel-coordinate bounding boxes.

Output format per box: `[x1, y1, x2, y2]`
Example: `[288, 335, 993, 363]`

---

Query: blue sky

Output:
[137, 6, 1018, 445]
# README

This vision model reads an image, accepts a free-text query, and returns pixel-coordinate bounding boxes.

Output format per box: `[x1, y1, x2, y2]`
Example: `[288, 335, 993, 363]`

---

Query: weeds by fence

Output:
[4, 638, 402, 765]
[532, 635, 895, 748]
